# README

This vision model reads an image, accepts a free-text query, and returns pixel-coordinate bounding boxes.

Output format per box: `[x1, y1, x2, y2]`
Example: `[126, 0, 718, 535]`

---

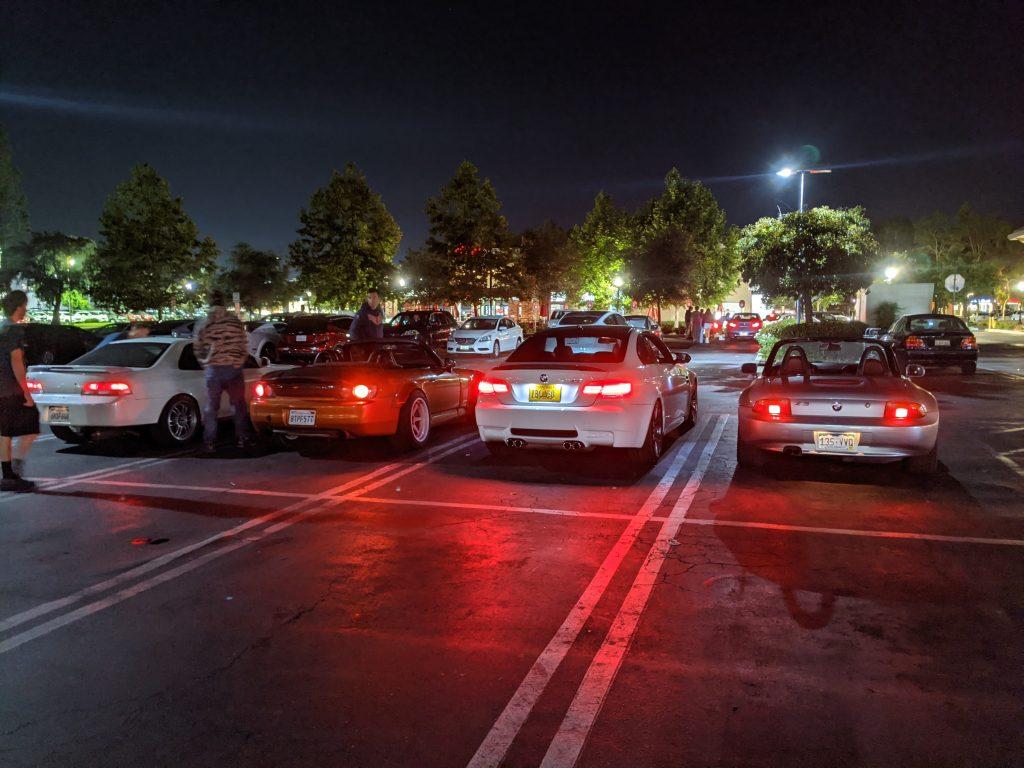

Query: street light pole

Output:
[777, 167, 832, 212]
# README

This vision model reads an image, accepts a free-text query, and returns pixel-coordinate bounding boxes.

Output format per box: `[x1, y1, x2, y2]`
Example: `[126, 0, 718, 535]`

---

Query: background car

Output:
[724, 313, 762, 341]
[22, 323, 100, 365]
[547, 309, 568, 325]
[553, 310, 629, 327]
[736, 337, 938, 473]
[385, 310, 457, 347]
[879, 313, 978, 375]
[277, 314, 354, 363]
[475, 326, 697, 468]
[250, 338, 478, 451]
[28, 337, 288, 446]
[625, 315, 662, 336]
[447, 316, 524, 357]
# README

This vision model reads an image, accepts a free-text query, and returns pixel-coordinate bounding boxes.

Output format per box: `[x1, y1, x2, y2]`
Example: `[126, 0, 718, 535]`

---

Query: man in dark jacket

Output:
[349, 289, 383, 342]
[0, 291, 39, 491]
[194, 291, 252, 452]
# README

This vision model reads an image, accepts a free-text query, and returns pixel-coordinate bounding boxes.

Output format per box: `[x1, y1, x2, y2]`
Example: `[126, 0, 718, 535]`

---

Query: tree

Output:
[738, 206, 878, 324]
[0, 125, 30, 262]
[1, 232, 95, 323]
[89, 165, 212, 317]
[629, 227, 699, 316]
[518, 222, 581, 317]
[220, 242, 289, 314]
[289, 164, 400, 309]
[570, 192, 634, 309]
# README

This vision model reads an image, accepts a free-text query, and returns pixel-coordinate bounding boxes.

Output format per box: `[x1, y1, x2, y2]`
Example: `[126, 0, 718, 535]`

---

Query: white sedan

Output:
[554, 310, 629, 327]
[27, 336, 290, 446]
[475, 326, 698, 467]
[446, 316, 524, 357]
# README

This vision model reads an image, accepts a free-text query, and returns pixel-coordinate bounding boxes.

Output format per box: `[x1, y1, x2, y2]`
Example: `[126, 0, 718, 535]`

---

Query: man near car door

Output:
[194, 291, 252, 453]
[348, 289, 383, 342]
[0, 291, 39, 491]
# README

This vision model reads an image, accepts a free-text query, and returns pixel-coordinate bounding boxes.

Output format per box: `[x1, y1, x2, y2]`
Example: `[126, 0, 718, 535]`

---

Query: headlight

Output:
[477, 334, 492, 342]
[402, 330, 419, 337]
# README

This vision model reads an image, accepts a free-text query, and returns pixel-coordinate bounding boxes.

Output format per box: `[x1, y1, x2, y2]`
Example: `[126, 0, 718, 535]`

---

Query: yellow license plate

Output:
[528, 384, 561, 402]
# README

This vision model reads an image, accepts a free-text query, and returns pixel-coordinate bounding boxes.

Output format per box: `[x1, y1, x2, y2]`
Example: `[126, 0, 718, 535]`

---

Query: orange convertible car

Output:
[250, 338, 480, 450]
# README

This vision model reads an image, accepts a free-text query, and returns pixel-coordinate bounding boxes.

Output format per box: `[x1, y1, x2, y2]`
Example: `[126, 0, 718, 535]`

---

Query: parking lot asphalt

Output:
[1, 338, 1022, 767]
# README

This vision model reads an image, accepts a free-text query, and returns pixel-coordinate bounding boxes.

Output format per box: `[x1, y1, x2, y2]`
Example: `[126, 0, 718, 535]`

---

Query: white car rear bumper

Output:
[33, 394, 160, 428]
[475, 400, 652, 449]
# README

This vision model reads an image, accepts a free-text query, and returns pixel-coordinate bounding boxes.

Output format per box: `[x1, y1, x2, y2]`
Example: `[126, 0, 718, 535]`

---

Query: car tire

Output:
[961, 361, 976, 375]
[390, 390, 430, 451]
[150, 394, 201, 447]
[493, 342, 501, 358]
[484, 441, 511, 457]
[904, 443, 938, 475]
[628, 401, 664, 469]
[50, 425, 89, 444]
[736, 440, 765, 470]
[683, 387, 698, 429]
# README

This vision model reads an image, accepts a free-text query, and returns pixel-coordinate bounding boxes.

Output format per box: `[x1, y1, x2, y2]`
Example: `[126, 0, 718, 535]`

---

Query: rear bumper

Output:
[475, 400, 652, 449]
[249, 398, 400, 438]
[738, 412, 938, 459]
[33, 394, 160, 427]
[904, 349, 978, 365]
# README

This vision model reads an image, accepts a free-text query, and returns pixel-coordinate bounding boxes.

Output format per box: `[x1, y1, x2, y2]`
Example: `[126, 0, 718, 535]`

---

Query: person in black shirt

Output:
[349, 289, 384, 342]
[0, 291, 39, 491]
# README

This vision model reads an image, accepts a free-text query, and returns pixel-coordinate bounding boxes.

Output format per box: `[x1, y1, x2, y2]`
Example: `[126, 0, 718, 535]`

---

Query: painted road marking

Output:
[540, 416, 727, 767]
[0, 435, 476, 642]
[0, 453, 185, 504]
[466, 415, 718, 768]
[350, 496, 640, 522]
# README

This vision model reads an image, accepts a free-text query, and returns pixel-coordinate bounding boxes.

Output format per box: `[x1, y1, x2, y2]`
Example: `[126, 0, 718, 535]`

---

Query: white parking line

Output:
[0, 453, 184, 504]
[0, 435, 476, 645]
[354, 496, 640, 522]
[466, 415, 718, 768]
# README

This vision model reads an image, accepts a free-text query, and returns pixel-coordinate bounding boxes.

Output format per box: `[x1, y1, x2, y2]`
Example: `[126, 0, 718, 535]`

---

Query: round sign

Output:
[944, 274, 965, 293]
[739, 299, 746, 308]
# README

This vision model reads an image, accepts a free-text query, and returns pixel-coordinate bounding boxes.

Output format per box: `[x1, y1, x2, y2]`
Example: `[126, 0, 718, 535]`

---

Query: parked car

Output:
[877, 314, 978, 375]
[385, 310, 457, 347]
[547, 310, 568, 325]
[447, 316, 524, 357]
[21, 323, 100, 365]
[28, 337, 290, 446]
[724, 313, 763, 341]
[625, 315, 662, 336]
[475, 325, 698, 468]
[553, 310, 629, 327]
[277, 314, 354, 363]
[736, 337, 938, 473]
[250, 338, 478, 450]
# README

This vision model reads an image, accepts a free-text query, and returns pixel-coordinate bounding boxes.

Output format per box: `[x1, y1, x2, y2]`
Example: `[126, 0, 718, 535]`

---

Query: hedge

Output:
[755, 318, 868, 359]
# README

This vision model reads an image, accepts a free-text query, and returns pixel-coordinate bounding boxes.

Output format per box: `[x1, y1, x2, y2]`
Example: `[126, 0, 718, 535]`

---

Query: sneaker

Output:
[236, 436, 255, 450]
[1, 477, 36, 492]
[11, 459, 24, 478]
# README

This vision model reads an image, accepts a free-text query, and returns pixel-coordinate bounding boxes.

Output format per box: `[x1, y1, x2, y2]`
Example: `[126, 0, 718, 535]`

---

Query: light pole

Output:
[776, 167, 832, 212]
[884, 266, 900, 283]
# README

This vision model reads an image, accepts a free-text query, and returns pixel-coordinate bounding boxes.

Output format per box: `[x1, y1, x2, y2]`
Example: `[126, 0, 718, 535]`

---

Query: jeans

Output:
[203, 365, 249, 445]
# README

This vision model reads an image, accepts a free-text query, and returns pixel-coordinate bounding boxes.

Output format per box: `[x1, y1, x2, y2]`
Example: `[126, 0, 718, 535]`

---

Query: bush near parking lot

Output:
[754, 316, 796, 358]
[755, 317, 868, 359]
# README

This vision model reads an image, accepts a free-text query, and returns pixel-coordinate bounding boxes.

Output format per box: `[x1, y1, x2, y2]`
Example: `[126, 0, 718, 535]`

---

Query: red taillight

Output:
[884, 401, 927, 421]
[82, 381, 132, 396]
[961, 336, 976, 350]
[728, 321, 738, 329]
[752, 398, 791, 420]
[478, 377, 510, 395]
[351, 384, 373, 400]
[582, 380, 633, 398]
[26, 379, 42, 394]
[751, 321, 762, 330]
[904, 336, 926, 350]
[254, 381, 273, 398]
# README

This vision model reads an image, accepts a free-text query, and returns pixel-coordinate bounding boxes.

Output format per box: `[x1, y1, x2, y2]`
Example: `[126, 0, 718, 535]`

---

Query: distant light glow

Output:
[1016, 280, 1024, 292]
[884, 266, 900, 281]
[776, 167, 795, 178]
[612, 276, 624, 288]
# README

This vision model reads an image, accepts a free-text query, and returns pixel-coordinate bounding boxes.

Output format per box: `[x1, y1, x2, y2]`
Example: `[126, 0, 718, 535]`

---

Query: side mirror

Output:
[864, 327, 881, 339]
[906, 364, 926, 378]
[673, 352, 691, 364]
[741, 362, 758, 375]
[443, 357, 456, 371]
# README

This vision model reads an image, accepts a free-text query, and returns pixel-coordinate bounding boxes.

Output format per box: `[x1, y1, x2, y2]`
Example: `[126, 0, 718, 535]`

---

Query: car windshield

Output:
[344, 341, 439, 368]
[767, 340, 893, 376]
[559, 312, 603, 325]
[461, 319, 498, 331]
[390, 312, 430, 328]
[70, 342, 170, 368]
[733, 314, 760, 321]
[625, 317, 648, 327]
[906, 316, 969, 333]
[507, 328, 629, 364]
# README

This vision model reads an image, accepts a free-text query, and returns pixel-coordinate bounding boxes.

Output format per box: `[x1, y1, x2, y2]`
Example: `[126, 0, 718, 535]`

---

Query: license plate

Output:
[47, 405, 70, 424]
[287, 409, 316, 426]
[529, 384, 561, 402]
[934, 339, 951, 346]
[295, 335, 307, 342]
[813, 431, 860, 453]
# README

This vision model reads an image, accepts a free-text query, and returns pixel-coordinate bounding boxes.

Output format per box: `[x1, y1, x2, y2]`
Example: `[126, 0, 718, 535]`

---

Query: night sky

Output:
[3, 0, 1022, 259]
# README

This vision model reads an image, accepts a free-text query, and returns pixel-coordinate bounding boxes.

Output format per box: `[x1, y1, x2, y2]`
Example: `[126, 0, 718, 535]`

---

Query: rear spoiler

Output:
[495, 363, 605, 372]
[27, 365, 134, 374]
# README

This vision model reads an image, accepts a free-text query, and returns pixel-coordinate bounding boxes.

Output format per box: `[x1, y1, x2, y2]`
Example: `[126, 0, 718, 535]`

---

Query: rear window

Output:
[390, 312, 430, 328]
[733, 313, 760, 321]
[906, 316, 968, 333]
[507, 329, 629, 364]
[71, 342, 170, 368]
[559, 312, 603, 325]
[625, 316, 649, 327]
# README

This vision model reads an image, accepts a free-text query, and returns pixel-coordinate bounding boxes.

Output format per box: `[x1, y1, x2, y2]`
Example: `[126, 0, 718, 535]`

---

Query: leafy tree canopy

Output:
[220, 242, 289, 313]
[1, 231, 95, 323]
[0, 125, 30, 257]
[570, 192, 634, 308]
[517, 221, 581, 313]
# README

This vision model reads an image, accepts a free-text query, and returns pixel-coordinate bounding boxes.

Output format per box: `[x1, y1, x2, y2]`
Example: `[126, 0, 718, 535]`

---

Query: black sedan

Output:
[23, 324, 100, 365]
[384, 310, 457, 348]
[880, 314, 978, 374]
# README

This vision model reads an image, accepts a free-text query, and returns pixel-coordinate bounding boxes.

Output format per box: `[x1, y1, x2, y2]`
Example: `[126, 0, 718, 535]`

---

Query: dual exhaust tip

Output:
[505, 438, 585, 451]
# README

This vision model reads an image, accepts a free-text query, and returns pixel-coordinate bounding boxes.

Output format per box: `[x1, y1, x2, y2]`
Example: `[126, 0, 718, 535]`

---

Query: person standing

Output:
[194, 291, 252, 453]
[0, 291, 39, 491]
[349, 289, 384, 342]
[702, 307, 716, 344]
[683, 305, 693, 339]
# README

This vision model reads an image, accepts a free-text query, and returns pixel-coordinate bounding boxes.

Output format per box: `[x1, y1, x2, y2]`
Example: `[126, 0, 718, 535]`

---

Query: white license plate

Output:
[814, 431, 860, 453]
[295, 335, 307, 342]
[47, 405, 70, 424]
[934, 339, 951, 346]
[287, 409, 316, 426]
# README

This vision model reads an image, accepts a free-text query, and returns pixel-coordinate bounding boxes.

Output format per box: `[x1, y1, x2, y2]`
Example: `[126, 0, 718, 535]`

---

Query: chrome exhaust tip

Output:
[506, 438, 527, 449]
[563, 440, 585, 451]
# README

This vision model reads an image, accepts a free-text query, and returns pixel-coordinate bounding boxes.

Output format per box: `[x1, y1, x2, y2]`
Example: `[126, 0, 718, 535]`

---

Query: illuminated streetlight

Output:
[612, 276, 624, 288]
[884, 266, 900, 282]
[776, 166, 832, 211]
[67, 257, 76, 267]
[397, 276, 407, 288]
[1017, 280, 1024, 292]
[776, 167, 795, 178]
[183, 281, 195, 291]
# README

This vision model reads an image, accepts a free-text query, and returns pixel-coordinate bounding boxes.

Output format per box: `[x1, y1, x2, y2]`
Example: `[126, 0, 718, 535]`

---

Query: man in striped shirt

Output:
[194, 291, 252, 453]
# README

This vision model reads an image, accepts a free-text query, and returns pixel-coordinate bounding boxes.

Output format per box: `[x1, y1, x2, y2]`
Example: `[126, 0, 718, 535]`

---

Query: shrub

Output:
[991, 319, 1022, 331]
[754, 316, 797, 359]
[872, 301, 901, 329]
[756, 318, 868, 359]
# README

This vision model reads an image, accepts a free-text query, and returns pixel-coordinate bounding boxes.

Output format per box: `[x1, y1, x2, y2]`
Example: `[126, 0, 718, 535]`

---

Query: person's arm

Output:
[369, 310, 382, 326]
[11, 348, 33, 407]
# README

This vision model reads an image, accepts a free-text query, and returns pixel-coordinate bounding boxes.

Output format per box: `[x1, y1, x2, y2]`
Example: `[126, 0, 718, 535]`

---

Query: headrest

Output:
[862, 359, 886, 376]
[780, 354, 807, 378]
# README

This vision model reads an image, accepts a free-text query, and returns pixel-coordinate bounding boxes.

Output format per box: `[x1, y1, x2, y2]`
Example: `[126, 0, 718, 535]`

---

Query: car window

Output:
[177, 344, 202, 371]
[636, 334, 661, 365]
[507, 328, 629, 364]
[767, 340, 894, 375]
[72, 342, 171, 368]
[906, 316, 969, 333]
[560, 311, 603, 325]
[461, 319, 497, 330]
[390, 312, 430, 328]
[649, 334, 676, 363]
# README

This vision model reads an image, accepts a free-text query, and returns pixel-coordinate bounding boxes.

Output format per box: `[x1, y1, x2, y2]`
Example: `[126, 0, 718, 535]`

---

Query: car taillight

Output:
[478, 377, 510, 395]
[254, 381, 273, 398]
[582, 380, 633, 398]
[751, 321, 762, 330]
[728, 322, 738, 329]
[26, 379, 42, 394]
[884, 401, 927, 421]
[904, 336, 926, 349]
[350, 383, 375, 400]
[82, 381, 132, 396]
[751, 398, 791, 419]
[961, 336, 976, 350]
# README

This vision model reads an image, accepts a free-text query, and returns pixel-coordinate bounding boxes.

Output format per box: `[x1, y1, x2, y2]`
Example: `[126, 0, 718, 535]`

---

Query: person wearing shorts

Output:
[0, 290, 39, 492]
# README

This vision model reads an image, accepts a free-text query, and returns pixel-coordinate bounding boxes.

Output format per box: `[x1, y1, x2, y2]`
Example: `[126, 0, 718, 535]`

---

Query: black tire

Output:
[390, 390, 431, 451]
[961, 361, 976, 375]
[50, 425, 88, 444]
[150, 395, 201, 447]
[683, 387, 698, 429]
[493, 341, 501, 358]
[485, 441, 512, 457]
[628, 401, 664, 469]
[905, 442, 938, 475]
[736, 440, 766, 469]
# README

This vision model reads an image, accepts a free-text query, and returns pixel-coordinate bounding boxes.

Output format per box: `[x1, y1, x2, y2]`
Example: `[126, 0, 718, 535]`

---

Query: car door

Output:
[498, 318, 512, 351]
[403, 344, 461, 416]
[646, 332, 689, 426]
[176, 342, 223, 414]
